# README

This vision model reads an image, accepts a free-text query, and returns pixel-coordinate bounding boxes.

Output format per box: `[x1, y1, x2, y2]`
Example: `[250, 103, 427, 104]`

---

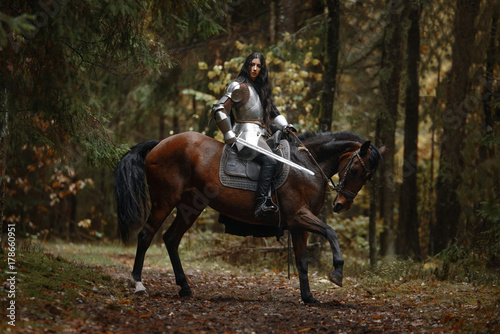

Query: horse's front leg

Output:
[291, 230, 319, 304]
[294, 206, 344, 288]
[325, 228, 344, 287]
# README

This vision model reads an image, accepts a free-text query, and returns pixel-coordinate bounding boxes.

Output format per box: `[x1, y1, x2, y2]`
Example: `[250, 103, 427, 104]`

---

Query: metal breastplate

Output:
[230, 84, 269, 159]
[233, 85, 264, 121]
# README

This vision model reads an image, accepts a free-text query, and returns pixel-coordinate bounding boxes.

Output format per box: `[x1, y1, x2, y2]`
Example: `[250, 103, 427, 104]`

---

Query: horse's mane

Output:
[297, 131, 383, 169]
[298, 131, 366, 143]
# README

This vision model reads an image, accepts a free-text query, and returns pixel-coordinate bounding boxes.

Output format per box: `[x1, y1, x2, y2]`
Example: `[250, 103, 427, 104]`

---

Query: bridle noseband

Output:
[331, 149, 374, 202]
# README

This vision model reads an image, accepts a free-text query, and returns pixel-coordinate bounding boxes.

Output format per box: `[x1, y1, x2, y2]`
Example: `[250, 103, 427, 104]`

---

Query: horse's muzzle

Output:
[333, 202, 344, 213]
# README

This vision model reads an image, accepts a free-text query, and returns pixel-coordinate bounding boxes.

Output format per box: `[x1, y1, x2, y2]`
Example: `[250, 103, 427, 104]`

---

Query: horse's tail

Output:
[115, 140, 159, 242]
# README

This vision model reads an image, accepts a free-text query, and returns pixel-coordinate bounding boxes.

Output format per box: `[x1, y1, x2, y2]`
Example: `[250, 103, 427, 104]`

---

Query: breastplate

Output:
[230, 84, 269, 159]
[233, 85, 264, 121]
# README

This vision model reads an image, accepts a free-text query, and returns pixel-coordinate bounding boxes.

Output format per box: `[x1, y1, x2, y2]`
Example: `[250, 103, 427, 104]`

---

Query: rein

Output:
[289, 132, 372, 203]
[289, 132, 331, 184]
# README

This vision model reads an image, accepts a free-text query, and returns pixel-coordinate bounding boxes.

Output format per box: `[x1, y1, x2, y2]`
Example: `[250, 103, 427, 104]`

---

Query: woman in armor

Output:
[212, 52, 295, 218]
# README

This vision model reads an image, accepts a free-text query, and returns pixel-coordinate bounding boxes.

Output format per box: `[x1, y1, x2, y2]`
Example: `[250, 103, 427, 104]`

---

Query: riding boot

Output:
[254, 154, 278, 219]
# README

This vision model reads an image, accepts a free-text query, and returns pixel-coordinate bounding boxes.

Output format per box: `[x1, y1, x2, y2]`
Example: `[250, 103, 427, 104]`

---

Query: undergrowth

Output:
[0, 241, 127, 332]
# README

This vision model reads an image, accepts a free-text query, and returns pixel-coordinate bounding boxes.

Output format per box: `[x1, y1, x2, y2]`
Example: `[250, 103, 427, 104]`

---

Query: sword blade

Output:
[235, 137, 315, 176]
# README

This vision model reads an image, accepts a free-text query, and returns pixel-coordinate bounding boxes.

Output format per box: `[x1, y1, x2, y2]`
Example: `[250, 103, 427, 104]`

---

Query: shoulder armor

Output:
[225, 81, 246, 103]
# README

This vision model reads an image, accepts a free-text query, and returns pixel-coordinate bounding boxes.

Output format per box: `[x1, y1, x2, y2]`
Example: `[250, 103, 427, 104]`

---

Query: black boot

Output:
[254, 154, 278, 219]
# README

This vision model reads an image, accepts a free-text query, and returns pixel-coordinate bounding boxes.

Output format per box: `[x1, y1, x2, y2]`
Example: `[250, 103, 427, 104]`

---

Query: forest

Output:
[0, 0, 499, 332]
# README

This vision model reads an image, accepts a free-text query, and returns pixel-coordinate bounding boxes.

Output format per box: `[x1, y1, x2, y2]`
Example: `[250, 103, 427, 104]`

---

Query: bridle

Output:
[332, 149, 374, 202]
[288, 132, 374, 203]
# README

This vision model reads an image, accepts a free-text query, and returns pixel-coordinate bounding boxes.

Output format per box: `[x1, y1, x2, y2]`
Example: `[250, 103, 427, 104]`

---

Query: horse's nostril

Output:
[333, 202, 344, 213]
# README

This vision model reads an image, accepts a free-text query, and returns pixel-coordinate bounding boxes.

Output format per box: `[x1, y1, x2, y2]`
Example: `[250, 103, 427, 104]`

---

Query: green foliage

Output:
[0, 12, 36, 46]
[1, 0, 227, 166]
[477, 201, 500, 258]
[0, 0, 230, 240]
[477, 201, 500, 224]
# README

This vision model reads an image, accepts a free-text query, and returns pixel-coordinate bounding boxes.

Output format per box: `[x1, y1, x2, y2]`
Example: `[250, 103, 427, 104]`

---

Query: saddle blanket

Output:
[219, 140, 291, 191]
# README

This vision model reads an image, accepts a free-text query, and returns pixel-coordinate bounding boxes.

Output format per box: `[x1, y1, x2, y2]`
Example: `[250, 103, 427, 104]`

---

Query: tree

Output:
[377, 0, 407, 257]
[320, 0, 340, 132]
[397, 2, 422, 259]
[434, 0, 481, 254]
[0, 0, 225, 240]
[0, 88, 7, 250]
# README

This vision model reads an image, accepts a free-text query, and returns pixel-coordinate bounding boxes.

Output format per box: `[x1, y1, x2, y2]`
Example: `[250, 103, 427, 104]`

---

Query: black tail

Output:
[115, 140, 159, 242]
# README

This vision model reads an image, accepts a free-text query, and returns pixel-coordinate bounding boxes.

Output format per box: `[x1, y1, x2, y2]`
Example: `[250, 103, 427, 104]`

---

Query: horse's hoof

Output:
[134, 281, 147, 294]
[178, 288, 193, 298]
[303, 297, 320, 305]
[328, 271, 343, 287]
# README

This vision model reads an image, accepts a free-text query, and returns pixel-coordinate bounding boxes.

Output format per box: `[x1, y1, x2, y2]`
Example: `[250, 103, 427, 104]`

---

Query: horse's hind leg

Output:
[163, 193, 206, 298]
[132, 206, 169, 294]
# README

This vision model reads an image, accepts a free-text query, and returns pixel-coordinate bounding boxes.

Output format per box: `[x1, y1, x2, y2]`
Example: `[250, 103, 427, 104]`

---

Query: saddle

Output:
[218, 134, 291, 191]
[218, 132, 291, 239]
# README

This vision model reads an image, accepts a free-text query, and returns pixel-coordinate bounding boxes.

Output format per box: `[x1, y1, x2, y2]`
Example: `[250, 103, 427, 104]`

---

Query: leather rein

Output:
[289, 132, 373, 203]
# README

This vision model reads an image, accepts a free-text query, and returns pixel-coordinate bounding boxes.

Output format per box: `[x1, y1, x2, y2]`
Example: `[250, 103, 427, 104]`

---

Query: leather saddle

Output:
[219, 131, 290, 191]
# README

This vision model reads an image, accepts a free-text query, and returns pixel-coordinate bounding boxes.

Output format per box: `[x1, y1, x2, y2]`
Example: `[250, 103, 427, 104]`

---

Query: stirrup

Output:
[255, 198, 278, 219]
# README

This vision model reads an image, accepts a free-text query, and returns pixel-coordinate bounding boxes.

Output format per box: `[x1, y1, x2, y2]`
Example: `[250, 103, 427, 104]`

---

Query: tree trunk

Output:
[279, 0, 296, 37]
[397, 3, 422, 260]
[480, 4, 498, 160]
[378, 0, 406, 258]
[320, 0, 340, 132]
[369, 181, 379, 268]
[310, 0, 340, 266]
[0, 88, 8, 252]
[269, 0, 278, 44]
[434, 0, 480, 254]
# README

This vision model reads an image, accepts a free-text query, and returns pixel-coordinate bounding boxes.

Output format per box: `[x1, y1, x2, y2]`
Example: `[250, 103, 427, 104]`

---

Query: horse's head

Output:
[332, 141, 386, 213]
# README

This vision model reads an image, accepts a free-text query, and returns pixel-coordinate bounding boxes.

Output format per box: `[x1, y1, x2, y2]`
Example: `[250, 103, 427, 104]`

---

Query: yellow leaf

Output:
[207, 71, 217, 79]
[198, 61, 208, 70]
[235, 40, 245, 50]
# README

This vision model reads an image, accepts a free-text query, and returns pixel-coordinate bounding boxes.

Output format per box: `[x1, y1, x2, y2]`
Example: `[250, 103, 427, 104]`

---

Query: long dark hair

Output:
[236, 52, 279, 125]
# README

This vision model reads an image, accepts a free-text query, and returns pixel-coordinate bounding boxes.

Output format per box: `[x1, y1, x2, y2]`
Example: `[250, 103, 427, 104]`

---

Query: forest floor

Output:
[1, 241, 499, 333]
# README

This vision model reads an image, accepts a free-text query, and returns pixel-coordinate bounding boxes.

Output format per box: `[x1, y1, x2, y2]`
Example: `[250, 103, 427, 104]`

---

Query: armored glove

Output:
[284, 124, 297, 134]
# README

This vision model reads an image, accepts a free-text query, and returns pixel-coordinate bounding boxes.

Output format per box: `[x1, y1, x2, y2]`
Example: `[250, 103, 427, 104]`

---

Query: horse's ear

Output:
[360, 141, 371, 154]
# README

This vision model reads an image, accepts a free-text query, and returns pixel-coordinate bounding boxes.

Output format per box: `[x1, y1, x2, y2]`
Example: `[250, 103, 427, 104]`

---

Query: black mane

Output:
[297, 131, 365, 143]
[296, 131, 383, 170]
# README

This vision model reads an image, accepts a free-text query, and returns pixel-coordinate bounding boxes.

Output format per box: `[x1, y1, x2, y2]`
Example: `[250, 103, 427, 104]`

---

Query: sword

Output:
[234, 136, 315, 176]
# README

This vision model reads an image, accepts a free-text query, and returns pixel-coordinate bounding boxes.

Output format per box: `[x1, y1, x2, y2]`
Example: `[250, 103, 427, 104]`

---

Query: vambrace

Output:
[212, 95, 229, 115]
[215, 111, 236, 144]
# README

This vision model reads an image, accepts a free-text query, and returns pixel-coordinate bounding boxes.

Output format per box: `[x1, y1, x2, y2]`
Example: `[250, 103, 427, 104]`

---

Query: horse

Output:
[115, 131, 385, 304]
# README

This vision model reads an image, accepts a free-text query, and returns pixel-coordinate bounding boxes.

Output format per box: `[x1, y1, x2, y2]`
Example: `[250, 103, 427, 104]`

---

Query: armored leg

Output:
[254, 154, 278, 218]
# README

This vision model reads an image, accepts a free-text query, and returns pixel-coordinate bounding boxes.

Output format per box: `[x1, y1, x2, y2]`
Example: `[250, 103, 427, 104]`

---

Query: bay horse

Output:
[115, 131, 385, 304]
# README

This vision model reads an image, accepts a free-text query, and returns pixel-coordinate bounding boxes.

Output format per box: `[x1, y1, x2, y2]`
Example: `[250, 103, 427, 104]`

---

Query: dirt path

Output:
[5, 246, 498, 333]
[58, 265, 498, 333]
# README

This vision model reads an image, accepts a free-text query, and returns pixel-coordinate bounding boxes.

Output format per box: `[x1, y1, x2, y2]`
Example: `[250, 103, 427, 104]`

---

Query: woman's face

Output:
[249, 58, 262, 81]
